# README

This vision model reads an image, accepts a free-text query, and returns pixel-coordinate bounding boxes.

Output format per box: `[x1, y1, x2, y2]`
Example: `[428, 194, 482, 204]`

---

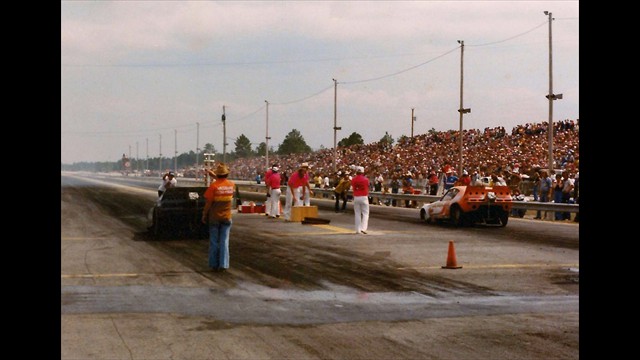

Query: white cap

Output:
[272, 166, 279, 171]
[356, 166, 365, 173]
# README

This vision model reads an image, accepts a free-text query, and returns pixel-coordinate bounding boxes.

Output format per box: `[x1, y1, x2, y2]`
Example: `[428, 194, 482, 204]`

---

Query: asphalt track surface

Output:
[61, 172, 579, 359]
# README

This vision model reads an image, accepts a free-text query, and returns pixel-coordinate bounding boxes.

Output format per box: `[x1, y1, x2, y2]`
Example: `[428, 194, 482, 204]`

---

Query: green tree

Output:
[278, 129, 312, 154]
[397, 134, 410, 144]
[202, 143, 217, 156]
[234, 134, 254, 158]
[177, 150, 196, 167]
[338, 132, 364, 147]
[255, 142, 275, 157]
[380, 132, 394, 146]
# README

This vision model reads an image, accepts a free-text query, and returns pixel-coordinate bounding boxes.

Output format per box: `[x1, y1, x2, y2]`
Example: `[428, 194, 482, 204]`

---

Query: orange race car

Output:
[419, 185, 512, 227]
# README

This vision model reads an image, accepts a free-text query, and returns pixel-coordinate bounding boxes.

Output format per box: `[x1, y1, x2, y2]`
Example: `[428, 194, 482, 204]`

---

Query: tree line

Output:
[61, 128, 401, 172]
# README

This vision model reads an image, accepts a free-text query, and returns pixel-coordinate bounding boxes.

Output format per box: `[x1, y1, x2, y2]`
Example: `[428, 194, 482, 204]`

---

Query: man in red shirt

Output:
[283, 162, 313, 221]
[457, 170, 472, 186]
[427, 170, 439, 195]
[266, 165, 282, 218]
[351, 166, 370, 234]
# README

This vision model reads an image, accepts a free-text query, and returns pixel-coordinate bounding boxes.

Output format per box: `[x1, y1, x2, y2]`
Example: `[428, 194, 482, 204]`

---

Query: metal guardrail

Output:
[94, 174, 579, 214]
[226, 181, 579, 214]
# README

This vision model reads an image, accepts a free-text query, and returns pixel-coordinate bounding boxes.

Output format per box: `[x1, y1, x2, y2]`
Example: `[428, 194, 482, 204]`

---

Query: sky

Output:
[61, 0, 579, 164]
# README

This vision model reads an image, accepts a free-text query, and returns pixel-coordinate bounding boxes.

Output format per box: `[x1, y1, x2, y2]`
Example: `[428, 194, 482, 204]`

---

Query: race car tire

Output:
[499, 210, 509, 227]
[450, 205, 464, 226]
[420, 209, 431, 224]
[152, 208, 166, 239]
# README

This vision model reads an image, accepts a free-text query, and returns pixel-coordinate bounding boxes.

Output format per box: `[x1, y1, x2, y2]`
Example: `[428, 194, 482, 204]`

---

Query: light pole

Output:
[457, 40, 471, 176]
[265, 100, 271, 169]
[544, 10, 563, 172]
[174, 129, 177, 173]
[332, 78, 341, 173]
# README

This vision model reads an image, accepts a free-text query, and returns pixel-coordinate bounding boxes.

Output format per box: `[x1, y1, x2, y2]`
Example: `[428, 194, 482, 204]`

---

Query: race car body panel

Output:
[420, 185, 512, 227]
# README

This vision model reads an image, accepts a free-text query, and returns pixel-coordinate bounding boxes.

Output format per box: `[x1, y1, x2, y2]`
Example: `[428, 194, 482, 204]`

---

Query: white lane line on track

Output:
[62, 273, 140, 278]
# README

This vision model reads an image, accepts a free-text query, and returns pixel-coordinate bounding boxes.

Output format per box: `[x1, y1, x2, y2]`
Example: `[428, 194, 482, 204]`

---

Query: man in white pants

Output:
[351, 166, 370, 234]
[263, 165, 273, 217]
[266, 166, 282, 218]
[283, 162, 312, 220]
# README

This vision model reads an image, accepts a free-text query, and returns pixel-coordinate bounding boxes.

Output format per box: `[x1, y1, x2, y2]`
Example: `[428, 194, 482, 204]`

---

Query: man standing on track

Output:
[351, 166, 370, 235]
[266, 165, 282, 218]
[283, 162, 313, 221]
[263, 164, 275, 217]
[202, 163, 235, 272]
[334, 171, 351, 213]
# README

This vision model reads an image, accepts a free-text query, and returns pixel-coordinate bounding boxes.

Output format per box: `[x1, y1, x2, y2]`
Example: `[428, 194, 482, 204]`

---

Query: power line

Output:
[341, 47, 459, 85]
[341, 20, 555, 85]
[271, 85, 334, 105]
[467, 21, 547, 47]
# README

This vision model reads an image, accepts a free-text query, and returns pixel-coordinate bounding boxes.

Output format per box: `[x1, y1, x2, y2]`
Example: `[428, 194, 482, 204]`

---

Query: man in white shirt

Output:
[561, 171, 575, 220]
[158, 171, 177, 199]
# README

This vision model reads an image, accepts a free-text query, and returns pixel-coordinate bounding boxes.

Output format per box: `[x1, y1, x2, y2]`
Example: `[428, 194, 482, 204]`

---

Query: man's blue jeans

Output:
[208, 220, 232, 269]
[536, 192, 548, 219]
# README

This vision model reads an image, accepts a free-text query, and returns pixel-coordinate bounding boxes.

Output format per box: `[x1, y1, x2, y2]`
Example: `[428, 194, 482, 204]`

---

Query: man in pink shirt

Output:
[266, 165, 282, 218]
[351, 166, 370, 234]
[283, 162, 313, 221]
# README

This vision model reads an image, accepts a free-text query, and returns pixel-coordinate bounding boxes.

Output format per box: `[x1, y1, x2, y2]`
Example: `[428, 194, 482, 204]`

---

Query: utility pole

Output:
[332, 78, 341, 173]
[222, 105, 227, 163]
[457, 40, 471, 176]
[174, 129, 177, 174]
[196, 122, 200, 180]
[544, 11, 563, 172]
[136, 141, 139, 173]
[146, 138, 149, 172]
[265, 100, 271, 169]
[159, 134, 162, 172]
[411, 108, 416, 138]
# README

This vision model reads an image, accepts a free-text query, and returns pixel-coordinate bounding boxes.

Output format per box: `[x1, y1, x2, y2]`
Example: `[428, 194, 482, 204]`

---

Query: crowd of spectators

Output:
[227, 119, 579, 193]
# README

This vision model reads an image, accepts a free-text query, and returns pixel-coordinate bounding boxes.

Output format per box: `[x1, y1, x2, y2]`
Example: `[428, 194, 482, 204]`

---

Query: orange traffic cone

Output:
[442, 240, 462, 269]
